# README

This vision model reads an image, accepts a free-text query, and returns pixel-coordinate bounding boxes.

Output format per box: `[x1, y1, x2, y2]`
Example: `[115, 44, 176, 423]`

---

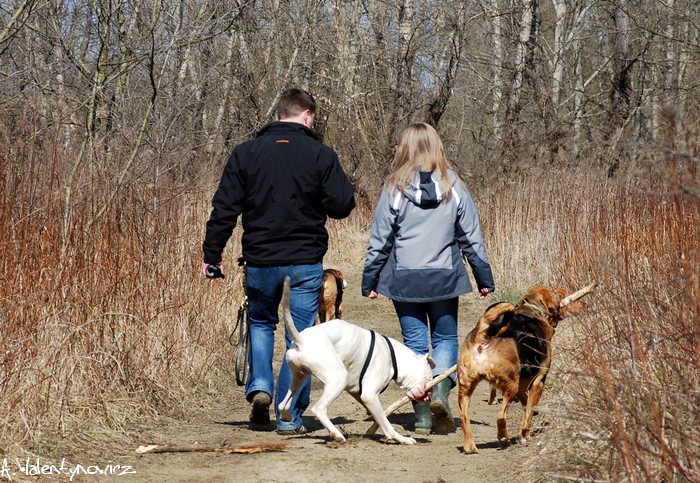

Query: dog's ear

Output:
[328, 269, 348, 290]
[425, 355, 436, 369]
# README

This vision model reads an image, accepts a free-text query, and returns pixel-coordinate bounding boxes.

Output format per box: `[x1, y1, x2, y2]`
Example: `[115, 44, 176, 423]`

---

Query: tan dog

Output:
[316, 269, 347, 324]
[457, 283, 595, 454]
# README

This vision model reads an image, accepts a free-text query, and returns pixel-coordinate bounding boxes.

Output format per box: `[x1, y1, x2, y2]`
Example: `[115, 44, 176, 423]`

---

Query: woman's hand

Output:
[479, 287, 490, 299]
[367, 290, 378, 299]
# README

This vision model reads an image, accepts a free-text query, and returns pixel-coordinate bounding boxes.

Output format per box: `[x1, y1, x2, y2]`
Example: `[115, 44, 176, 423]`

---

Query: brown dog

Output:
[316, 269, 348, 324]
[457, 284, 594, 454]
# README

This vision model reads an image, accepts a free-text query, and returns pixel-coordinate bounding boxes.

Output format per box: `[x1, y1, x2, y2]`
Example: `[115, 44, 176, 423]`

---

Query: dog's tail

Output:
[282, 276, 302, 345]
[473, 301, 515, 343]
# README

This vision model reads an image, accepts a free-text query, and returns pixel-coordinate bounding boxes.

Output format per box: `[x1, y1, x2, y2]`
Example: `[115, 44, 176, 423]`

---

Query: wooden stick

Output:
[135, 441, 287, 455]
[365, 364, 457, 436]
[560, 282, 597, 307]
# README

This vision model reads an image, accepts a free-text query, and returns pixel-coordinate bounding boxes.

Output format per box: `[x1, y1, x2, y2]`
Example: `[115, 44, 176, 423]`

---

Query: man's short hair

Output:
[277, 88, 316, 119]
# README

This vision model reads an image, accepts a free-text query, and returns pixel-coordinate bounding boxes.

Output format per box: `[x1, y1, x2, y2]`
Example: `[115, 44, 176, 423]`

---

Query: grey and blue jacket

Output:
[361, 169, 494, 302]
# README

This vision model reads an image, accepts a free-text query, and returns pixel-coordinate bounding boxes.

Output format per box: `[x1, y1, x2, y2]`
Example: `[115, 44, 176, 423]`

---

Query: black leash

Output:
[358, 330, 398, 396]
[228, 257, 251, 386]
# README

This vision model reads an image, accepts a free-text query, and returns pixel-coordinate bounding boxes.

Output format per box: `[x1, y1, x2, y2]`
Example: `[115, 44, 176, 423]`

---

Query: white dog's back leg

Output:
[305, 348, 350, 442]
[278, 350, 309, 422]
[310, 373, 348, 442]
[278, 389, 294, 422]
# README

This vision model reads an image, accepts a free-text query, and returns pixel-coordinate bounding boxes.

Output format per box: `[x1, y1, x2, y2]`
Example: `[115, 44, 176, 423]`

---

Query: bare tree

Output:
[0, 0, 35, 48]
[425, 3, 467, 128]
[486, 0, 504, 141]
[2, 0, 700, 208]
[506, 0, 534, 125]
[605, 0, 640, 175]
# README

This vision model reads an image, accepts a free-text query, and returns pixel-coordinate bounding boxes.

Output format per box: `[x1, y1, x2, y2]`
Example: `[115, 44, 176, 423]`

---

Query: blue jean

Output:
[392, 298, 459, 386]
[244, 263, 323, 430]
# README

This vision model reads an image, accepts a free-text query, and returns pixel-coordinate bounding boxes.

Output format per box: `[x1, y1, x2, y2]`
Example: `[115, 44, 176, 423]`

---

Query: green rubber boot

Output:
[412, 401, 432, 435]
[430, 379, 456, 434]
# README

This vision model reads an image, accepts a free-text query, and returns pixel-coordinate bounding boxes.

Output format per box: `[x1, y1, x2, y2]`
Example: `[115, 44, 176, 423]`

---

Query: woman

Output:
[362, 122, 495, 434]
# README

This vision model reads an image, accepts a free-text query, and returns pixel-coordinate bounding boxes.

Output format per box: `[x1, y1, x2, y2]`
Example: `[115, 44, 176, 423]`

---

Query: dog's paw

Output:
[462, 444, 479, 454]
[330, 431, 347, 443]
[385, 435, 416, 445]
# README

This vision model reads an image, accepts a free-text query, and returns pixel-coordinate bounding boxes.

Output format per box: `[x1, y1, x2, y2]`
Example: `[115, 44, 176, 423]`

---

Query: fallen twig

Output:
[135, 441, 287, 455]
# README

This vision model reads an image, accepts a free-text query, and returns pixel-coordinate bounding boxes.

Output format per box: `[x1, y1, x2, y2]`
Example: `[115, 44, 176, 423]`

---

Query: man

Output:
[202, 88, 355, 435]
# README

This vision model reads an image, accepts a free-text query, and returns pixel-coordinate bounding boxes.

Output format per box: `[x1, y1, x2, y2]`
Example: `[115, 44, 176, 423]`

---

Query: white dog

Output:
[278, 277, 434, 444]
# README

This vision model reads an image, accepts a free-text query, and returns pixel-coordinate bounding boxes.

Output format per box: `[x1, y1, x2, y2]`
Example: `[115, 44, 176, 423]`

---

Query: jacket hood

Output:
[402, 171, 453, 208]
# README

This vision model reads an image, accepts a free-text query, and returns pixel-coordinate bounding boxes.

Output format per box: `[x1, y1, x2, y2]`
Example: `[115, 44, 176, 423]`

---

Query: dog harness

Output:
[358, 330, 398, 396]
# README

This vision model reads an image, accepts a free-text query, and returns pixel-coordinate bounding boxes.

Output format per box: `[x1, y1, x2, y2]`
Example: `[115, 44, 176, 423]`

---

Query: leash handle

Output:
[205, 264, 225, 279]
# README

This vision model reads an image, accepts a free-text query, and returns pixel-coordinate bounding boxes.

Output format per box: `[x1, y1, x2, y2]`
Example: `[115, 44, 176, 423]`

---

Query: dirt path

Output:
[117, 272, 538, 483]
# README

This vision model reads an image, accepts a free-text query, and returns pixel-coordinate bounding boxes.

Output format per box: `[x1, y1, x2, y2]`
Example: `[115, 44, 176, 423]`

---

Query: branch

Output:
[560, 282, 597, 307]
[0, 0, 36, 48]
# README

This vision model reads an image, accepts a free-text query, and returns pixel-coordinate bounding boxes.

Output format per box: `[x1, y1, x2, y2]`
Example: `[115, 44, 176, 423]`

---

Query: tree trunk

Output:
[395, 0, 414, 125]
[607, 0, 634, 176]
[550, 0, 567, 113]
[659, 0, 676, 147]
[572, 34, 584, 165]
[426, 4, 466, 127]
[506, 0, 533, 123]
[488, 0, 504, 141]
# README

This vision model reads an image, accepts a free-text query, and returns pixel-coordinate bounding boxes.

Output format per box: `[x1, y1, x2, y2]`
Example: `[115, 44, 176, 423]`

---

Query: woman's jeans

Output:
[244, 263, 323, 431]
[392, 297, 459, 385]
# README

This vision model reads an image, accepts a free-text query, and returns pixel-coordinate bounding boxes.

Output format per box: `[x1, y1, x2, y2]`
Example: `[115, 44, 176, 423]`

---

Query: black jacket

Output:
[203, 122, 355, 267]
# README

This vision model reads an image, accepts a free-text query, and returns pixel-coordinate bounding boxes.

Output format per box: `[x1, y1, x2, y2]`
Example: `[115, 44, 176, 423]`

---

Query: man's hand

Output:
[202, 262, 225, 279]
[479, 287, 489, 300]
[367, 290, 378, 299]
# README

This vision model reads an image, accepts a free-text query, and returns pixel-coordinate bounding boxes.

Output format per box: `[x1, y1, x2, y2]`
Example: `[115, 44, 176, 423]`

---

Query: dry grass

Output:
[0, 152, 240, 455]
[1, 128, 698, 481]
[498, 165, 698, 482]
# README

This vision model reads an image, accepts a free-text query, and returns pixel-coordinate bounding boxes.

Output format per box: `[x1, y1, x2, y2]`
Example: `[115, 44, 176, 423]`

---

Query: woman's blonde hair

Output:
[384, 122, 452, 200]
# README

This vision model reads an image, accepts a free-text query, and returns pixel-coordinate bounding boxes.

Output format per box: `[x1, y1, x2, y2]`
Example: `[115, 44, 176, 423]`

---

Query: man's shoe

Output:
[277, 425, 307, 436]
[249, 392, 271, 425]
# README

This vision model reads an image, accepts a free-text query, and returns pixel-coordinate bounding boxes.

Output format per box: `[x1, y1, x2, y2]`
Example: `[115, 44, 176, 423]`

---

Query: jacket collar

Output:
[256, 121, 319, 140]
